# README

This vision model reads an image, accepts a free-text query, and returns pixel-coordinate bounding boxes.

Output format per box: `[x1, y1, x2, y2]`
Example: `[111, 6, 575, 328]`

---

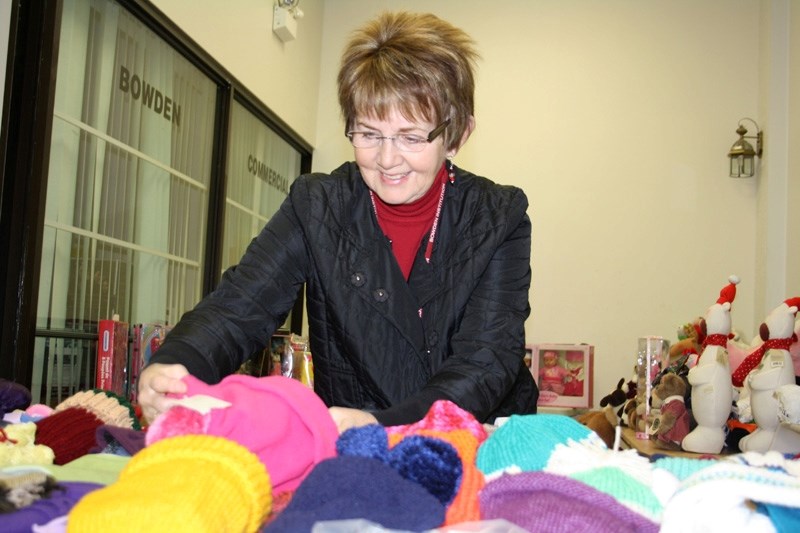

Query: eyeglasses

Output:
[346, 119, 450, 152]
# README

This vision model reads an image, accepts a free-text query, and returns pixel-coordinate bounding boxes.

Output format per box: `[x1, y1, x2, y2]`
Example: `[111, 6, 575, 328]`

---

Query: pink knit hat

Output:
[147, 374, 338, 493]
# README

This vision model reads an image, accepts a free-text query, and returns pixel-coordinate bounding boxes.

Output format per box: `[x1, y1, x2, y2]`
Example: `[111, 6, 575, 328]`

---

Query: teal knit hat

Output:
[476, 414, 601, 477]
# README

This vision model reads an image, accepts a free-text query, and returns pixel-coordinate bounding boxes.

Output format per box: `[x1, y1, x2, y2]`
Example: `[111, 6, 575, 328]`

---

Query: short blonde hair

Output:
[338, 11, 479, 151]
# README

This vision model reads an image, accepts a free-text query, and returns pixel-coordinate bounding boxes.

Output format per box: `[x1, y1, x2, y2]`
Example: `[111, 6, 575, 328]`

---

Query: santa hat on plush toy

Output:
[784, 297, 800, 315]
[716, 275, 740, 306]
[700, 275, 740, 353]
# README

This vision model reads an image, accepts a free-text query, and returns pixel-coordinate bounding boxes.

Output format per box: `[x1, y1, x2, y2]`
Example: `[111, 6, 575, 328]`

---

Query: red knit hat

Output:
[34, 407, 104, 465]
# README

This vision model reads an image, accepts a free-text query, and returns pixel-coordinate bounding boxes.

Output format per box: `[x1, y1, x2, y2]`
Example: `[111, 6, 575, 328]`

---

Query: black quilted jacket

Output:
[150, 161, 538, 425]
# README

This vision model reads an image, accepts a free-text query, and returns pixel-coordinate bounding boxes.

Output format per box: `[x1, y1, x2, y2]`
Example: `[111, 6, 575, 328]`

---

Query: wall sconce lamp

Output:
[727, 118, 763, 178]
[273, 0, 303, 43]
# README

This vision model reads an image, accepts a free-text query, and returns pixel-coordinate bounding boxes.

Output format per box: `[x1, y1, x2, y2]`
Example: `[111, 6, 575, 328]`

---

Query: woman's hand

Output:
[137, 363, 189, 424]
[328, 407, 378, 434]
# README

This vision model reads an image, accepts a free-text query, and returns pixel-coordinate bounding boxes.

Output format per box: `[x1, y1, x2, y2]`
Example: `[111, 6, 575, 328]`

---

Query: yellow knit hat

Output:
[67, 435, 272, 532]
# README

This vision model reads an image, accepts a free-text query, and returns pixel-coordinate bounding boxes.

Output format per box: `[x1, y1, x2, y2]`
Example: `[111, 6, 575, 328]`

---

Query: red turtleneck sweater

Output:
[372, 165, 447, 280]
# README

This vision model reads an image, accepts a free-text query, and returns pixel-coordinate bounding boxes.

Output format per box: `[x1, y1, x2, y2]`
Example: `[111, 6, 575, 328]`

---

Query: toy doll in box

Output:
[538, 350, 569, 395]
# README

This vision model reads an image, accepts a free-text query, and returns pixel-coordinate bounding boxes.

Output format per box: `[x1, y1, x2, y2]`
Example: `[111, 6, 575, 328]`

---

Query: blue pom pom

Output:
[388, 435, 463, 506]
[336, 423, 389, 462]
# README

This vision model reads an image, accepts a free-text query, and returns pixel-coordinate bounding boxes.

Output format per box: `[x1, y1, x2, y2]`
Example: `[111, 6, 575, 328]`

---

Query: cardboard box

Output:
[96, 316, 129, 396]
[530, 343, 594, 409]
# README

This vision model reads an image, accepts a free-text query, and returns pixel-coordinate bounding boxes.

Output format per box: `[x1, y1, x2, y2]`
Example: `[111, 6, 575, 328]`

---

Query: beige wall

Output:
[152, 0, 324, 143]
[151, 0, 798, 408]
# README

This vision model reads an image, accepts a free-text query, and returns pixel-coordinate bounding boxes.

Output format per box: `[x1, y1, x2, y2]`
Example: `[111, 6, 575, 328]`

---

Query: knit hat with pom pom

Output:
[147, 374, 338, 494]
[68, 434, 272, 533]
[386, 400, 488, 525]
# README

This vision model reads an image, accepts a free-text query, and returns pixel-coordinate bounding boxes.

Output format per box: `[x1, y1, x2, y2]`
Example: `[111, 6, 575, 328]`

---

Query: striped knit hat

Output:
[476, 414, 601, 477]
[55, 389, 140, 430]
[480, 471, 658, 533]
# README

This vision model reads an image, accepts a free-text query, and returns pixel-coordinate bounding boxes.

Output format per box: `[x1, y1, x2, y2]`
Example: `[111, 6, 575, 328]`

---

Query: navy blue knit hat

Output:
[263, 455, 445, 531]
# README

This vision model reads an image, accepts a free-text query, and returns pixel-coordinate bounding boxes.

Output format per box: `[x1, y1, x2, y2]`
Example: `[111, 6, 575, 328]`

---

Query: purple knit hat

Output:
[4, 481, 102, 532]
[0, 379, 31, 419]
[480, 472, 659, 533]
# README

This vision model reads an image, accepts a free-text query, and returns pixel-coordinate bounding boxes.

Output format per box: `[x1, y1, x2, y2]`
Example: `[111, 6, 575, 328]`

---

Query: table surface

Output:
[620, 427, 730, 458]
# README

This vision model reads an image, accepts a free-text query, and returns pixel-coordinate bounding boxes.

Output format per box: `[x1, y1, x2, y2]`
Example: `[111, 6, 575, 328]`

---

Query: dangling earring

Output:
[447, 159, 455, 183]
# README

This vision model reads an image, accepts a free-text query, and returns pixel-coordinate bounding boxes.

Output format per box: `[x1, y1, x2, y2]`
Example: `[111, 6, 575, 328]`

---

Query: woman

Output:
[138, 11, 538, 432]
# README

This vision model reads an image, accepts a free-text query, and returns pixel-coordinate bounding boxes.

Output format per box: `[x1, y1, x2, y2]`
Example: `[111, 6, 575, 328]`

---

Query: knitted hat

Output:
[480, 472, 659, 533]
[148, 374, 338, 494]
[660, 451, 800, 533]
[0, 423, 55, 467]
[336, 424, 463, 506]
[386, 399, 488, 443]
[386, 400, 487, 526]
[90, 425, 146, 456]
[544, 436, 662, 521]
[4, 480, 101, 531]
[55, 389, 140, 430]
[572, 466, 663, 522]
[34, 407, 104, 465]
[476, 414, 601, 477]
[262, 456, 445, 532]
[716, 274, 740, 305]
[67, 434, 272, 532]
[0, 466, 59, 512]
[0, 379, 31, 419]
[405, 428, 484, 525]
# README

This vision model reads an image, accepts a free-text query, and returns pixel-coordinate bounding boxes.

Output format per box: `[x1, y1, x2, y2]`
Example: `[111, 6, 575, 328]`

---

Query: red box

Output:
[96, 317, 129, 396]
[530, 343, 594, 409]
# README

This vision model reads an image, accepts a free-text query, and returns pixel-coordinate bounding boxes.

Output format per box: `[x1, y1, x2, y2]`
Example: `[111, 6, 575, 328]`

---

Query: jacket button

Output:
[350, 272, 366, 287]
[427, 331, 439, 346]
[373, 288, 389, 302]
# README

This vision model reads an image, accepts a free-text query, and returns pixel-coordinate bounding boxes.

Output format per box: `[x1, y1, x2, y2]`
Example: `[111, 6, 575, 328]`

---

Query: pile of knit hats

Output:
[265, 399, 483, 532]
[476, 413, 660, 532]
[34, 389, 140, 465]
[67, 374, 339, 531]
[146, 374, 339, 494]
[474, 412, 800, 532]
[659, 450, 800, 532]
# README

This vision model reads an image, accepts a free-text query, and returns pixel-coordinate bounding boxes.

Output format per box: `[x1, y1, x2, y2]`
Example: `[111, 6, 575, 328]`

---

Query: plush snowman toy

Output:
[738, 297, 800, 453]
[681, 275, 739, 454]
